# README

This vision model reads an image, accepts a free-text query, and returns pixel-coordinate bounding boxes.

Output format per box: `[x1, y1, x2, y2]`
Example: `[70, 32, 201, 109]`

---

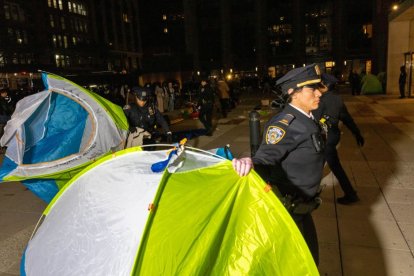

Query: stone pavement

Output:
[1, 91, 414, 275]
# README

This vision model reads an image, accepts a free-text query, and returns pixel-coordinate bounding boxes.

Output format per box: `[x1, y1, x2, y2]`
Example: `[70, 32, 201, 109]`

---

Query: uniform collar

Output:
[288, 103, 314, 119]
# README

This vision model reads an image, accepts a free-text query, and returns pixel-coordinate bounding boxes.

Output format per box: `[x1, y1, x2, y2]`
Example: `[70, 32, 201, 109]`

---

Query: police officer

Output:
[197, 77, 215, 136]
[124, 86, 172, 145]
[314, 73, 364, 205]
[232, 64, 325, 265]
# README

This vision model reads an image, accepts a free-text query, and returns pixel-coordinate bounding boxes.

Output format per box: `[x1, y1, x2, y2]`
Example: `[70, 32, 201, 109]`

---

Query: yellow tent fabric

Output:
[135, 162, 318, 275]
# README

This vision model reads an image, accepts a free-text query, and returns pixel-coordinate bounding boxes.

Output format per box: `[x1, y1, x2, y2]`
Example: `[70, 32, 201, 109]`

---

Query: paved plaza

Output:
[1, 90, 414, 275]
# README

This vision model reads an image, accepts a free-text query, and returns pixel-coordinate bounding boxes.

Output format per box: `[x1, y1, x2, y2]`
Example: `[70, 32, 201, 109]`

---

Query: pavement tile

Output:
[0, 211, 40, 236]
[318, 243, 342, 276]
[0, 227, 32, 275]
[341, 245, 414, 276]
[382, 187, 414, 204]
[313, 216, 339, 245]
[388, 203, 414, 224]
[399, 223, 414, 253]
[339, 218, 410, 250]
[336, 200, 395, 222]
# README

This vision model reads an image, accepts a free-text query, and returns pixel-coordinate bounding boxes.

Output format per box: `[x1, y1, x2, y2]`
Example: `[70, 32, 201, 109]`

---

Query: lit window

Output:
[50, 15, 54, 27]
[163, 28, 168, 33]
[4, 4, 10, 19]
[53, 35, 57, 47]
[163, 14, 167, 20]
[123, 13, 129, 23]
[72, 36, 77, 45]
[363, 24, 372, 38]
[53, 0, 57, 8]
[0, 53, 4, 67]
[63, 36, 68, 48]
[16, 30, 21, 43]
[10, 4, 18, 20]
[73, 3, 77, 13]
[58, 35, 62, 47]
[68, 1, 72, 12]
[58, 0, 63, 10]
[55, 54, 60, 67]
[48, 0, 52, 7]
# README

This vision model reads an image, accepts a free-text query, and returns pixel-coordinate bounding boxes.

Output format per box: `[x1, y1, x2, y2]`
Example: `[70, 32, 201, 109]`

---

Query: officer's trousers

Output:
[291, 212, 319, 265]
[199, 105, 213, 132]
[325, 144, 357, 197]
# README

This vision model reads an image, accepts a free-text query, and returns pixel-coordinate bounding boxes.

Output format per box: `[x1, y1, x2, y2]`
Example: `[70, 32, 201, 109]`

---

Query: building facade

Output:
[0, 0, 143, 90]
[388, 0, 414, 96]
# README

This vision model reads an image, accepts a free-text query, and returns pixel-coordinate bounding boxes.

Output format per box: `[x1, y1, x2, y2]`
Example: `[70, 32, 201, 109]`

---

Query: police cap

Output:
[321, 73, 338, 86]
[276, 63, 322, 95]
[132, 86, 150, 100]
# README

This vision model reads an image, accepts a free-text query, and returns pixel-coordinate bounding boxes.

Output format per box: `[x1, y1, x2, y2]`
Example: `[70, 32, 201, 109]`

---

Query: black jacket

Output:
[197, 84, 215, 107]
[252, 104, 325, 199]
[124, 102, 169, 133]
[313, 90, 361, 146]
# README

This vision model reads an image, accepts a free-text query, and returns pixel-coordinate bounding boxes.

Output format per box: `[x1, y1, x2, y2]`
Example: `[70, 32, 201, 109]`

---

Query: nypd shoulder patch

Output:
[266, 126, 286, 144]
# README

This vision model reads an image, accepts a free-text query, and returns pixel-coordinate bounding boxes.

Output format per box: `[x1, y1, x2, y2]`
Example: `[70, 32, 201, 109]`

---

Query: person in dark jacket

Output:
[197, 78, 215, 136]
[0, 88, 14, 135]
[232, 64, 325, 265]
[314, 73, 364, 205]
[399, 65, 407, 99]
[124, 86, 172, 145]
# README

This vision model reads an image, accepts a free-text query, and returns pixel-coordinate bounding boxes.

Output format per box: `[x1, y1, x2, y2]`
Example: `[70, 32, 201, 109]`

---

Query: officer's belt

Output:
[273, 185, 322, 215]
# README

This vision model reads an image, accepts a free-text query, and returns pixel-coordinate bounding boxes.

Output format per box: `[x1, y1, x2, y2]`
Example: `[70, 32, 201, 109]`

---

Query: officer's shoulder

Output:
[269, 112, 296, 127]
[264, 113, 295, 144]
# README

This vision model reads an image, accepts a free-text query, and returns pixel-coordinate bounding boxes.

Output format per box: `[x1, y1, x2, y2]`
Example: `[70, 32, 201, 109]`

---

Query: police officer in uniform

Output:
[197, 77, 215, 136]
[232, 64, 325, 265]
[314, 73, 364, 204]
[124, 86, 172, 145]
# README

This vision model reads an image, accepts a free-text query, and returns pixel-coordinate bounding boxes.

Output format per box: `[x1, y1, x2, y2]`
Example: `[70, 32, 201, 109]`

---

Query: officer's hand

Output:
[355, 133, 365, 147]
[166, 132, 173, 143]
[129, 127, 137, 134]
[232, 157, 253, 177]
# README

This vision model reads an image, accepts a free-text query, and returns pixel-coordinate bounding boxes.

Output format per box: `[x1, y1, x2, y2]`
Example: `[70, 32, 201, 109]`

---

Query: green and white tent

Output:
[21, 146, 318, 276]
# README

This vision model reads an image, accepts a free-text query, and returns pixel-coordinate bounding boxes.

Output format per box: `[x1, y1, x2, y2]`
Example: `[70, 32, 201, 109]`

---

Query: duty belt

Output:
[273, 184, 325, 215]
[281, 195, 322, 215]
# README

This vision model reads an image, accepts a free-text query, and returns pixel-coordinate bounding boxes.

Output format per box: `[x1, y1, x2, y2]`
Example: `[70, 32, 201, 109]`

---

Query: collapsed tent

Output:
[21, 146, 318, 275]
[0, 72, 128, 202]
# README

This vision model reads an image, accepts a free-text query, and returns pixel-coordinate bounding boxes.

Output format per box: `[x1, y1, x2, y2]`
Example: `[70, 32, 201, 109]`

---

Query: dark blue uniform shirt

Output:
[252, 104, 325, 199]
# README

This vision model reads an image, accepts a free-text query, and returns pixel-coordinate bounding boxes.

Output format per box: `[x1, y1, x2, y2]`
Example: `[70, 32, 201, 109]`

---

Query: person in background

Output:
[314, 73, 364, 205]
[197, 77, 215, 136]
[232, 64, 325, 265]
[124, 86, 172, 147]
[349, 71, 360, 96]
[216, 76, 231, 118]
[399, 65, 407, 99]
[0, 87, 14, 153]
[154, 82, 165, 113]
[167, 81, 175, 112]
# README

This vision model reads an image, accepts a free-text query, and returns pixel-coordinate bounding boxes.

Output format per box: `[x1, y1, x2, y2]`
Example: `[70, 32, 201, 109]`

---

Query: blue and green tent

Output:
[0, 72, 128, 202]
